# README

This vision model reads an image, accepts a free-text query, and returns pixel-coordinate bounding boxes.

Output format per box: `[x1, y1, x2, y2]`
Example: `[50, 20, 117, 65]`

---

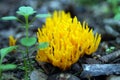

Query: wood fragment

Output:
[80, 64, 120, 78]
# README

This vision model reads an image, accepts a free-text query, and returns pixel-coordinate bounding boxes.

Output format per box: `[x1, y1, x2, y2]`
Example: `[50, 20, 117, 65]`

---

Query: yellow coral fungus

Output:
[36, 11, 101, 70]
[9, 35, 16, 46]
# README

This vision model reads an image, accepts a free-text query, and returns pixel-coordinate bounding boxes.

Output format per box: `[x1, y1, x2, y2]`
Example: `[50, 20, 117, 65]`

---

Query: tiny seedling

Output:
[106, 46, 115, 54]
[1, 6, 50, 80]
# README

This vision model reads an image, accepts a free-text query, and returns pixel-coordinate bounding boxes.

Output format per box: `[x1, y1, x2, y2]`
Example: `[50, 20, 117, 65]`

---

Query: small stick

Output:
[80, 64, 120, 78]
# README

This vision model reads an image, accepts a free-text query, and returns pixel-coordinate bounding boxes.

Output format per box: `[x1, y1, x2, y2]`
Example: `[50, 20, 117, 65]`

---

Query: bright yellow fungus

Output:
[9, 35, 16, 46]
[36, 11, 101, 70]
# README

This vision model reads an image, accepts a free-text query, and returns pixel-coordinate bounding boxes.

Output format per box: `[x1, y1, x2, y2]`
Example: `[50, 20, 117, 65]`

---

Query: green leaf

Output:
[16, 6, 36, 16]
[20, 37, 37, 47]
[36, 14, 51, 18]
[37, 42, 49, 50]
[114, 13, 120, 20]
[0, 46, 17, 60]
[1, 16, 18, 20]
[0, 64, 16, 71]
[110, 46, 115, 50]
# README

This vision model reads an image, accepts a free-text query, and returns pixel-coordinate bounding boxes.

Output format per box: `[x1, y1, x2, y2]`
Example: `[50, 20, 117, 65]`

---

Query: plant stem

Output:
[24, 15, 33, 80]
[24, 56, 29, 80]
[26, 47, 33, 71]
[25, 16, 29, 38]
[24, 47, 33, 80]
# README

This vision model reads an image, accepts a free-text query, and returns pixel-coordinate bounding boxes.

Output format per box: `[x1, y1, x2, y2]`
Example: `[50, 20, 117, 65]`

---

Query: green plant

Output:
[0, 46, 17, 79]
[1, 6, 50, 80]
[107, 0, 120, 20]
[107, 0, 120, 14]
[106, 46, 115, 54]
[114, 6, 120, 20]
[114, 13, 120, 20]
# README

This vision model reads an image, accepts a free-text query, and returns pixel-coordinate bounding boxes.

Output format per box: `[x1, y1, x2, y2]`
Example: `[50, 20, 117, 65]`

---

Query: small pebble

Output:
[47, 73, 80, 80]
[30, 70, 48, 80]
